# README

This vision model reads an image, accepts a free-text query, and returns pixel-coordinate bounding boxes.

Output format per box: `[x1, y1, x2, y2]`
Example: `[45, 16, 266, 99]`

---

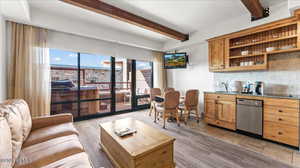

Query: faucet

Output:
[221, 82, 229, 92]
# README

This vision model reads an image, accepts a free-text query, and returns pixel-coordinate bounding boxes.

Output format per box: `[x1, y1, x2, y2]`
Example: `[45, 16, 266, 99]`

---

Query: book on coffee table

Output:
[114, 128, 137, 137]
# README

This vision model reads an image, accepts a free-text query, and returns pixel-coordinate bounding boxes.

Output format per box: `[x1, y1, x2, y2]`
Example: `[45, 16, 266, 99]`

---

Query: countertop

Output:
[204, 91, 300, 100]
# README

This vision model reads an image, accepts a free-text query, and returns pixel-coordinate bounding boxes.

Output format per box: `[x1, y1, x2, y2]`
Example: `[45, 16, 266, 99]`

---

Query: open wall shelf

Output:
[208, 10, 300, 72]
[226, 22, 300, 71]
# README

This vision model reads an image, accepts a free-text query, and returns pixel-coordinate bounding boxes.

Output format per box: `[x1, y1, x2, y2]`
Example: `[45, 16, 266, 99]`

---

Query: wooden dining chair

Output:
[155, 91, 180, 129]
[149, 88, 162, 117]
[179, 89, 200, 124]
[164, 88, 175, 94]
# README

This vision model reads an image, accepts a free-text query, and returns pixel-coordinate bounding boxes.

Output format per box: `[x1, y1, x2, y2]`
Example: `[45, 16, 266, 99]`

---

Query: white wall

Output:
[166, 2, 291, 114]
[25, 7, 163, 51]
[48, 30, 155, 62]
[0, 0, 30, 23]
[0, 13, 7, 100]
[288, 0, 300, 14]
[167, 43, 214, 114]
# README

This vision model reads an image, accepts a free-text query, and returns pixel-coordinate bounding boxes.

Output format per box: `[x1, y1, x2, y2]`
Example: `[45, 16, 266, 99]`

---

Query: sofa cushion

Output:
[11, 100, 32, 141]
[1, 99, 32, 141]
[41, 152, 92, 168]
[23, 122, 79, 147]
[1, 104, 24, 166]
[0, 116, 13, 168]
[14, 135, 84, 168]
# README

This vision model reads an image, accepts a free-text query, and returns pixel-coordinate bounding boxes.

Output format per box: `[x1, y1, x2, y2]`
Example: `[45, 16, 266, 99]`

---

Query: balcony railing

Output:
[84, 82, 131, 91]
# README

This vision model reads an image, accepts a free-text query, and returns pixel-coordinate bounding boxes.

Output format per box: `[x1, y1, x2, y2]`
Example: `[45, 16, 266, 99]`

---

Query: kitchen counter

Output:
[204, 91, 300, 100]
[204, 91, 300, 147]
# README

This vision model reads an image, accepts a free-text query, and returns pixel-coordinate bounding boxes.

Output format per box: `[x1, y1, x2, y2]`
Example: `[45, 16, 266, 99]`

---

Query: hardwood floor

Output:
[74, 110, 300, 168]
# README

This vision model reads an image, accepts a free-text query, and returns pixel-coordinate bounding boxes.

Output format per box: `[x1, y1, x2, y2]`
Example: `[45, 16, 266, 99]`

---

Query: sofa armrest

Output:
[31, 113, 73, 131]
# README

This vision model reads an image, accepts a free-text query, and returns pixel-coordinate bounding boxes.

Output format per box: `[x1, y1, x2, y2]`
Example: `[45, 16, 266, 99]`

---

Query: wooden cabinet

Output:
[204, 93, 236, 130]
[216, 100, 236, 123]
[208, 39, 225, 71]
[204, 93, 300, 147]
[263, 98, 299, 147]
[204, 99, 216, 119]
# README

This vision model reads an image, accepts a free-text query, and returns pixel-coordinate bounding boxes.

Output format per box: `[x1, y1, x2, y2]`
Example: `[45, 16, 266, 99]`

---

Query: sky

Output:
[50, 49, 151, 69]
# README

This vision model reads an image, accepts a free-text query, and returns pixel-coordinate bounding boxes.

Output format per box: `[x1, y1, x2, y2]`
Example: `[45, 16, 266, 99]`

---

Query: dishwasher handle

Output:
[237, 98, 263, 107]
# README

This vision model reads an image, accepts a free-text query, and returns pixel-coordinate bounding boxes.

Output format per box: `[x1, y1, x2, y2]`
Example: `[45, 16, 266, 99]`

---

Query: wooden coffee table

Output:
[99, 118, 175, 168]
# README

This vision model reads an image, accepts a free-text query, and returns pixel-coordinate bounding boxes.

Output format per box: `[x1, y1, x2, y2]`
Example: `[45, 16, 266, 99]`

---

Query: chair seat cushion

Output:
[23, 122, 78, 147]
[178, 104, 185, 110]
[14, 135, 84, 168]
[41, 152, 92, 168]
[155, 103, 164, 113]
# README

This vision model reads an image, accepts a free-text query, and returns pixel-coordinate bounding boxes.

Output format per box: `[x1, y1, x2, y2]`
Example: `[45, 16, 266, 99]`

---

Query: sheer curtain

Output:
[153, 51, 167, 90]
[8, 22, 50, 117]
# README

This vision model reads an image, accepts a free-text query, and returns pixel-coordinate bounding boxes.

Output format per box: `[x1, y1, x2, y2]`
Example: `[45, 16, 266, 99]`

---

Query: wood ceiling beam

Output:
[60, 0, 189, 41]
[241, 0, 264, 19]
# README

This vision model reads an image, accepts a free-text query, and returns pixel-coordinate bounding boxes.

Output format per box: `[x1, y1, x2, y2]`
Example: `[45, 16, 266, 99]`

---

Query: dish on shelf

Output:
[266, 47, 277, 52]
[241, 50, 249, 56]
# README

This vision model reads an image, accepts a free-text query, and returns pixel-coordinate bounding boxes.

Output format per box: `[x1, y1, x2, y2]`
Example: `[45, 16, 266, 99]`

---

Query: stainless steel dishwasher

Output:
[236, 99, 263, 136]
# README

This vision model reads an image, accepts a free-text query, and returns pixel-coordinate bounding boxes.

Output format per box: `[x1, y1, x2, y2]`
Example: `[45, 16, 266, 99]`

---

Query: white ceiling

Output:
[28, 0, 287, 43]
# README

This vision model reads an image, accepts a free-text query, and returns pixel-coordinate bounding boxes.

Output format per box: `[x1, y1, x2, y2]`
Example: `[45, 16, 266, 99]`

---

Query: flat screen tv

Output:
[164, 53, 188, 69]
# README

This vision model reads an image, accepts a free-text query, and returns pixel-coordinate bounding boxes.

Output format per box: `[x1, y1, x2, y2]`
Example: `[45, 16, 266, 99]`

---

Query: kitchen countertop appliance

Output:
[237, 98, 263, 136]
[254, 81, 264, 95]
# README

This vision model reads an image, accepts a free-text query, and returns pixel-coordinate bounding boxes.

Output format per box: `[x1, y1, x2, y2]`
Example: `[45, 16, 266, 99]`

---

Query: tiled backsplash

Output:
[214, 52, 300, 95]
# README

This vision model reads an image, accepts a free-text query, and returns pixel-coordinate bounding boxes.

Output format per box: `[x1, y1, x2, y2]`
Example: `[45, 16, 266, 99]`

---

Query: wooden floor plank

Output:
[74, 110, 297, 168]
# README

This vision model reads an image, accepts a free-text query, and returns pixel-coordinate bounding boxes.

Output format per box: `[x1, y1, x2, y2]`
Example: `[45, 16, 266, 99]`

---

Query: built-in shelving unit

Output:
[207, 9, 300, 72]
[228, 23, 298, 71]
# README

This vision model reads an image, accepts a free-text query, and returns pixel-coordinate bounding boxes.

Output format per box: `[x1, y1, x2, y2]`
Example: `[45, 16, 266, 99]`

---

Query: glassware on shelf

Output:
[241, 50, 249, 56]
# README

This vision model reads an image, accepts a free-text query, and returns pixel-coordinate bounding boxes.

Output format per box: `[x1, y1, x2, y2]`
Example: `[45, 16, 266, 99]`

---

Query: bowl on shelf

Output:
[241, 50, 249, 56]
[266, 47, 277, 52]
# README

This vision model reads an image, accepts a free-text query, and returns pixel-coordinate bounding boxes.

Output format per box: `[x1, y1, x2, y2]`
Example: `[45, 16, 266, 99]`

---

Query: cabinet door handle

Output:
[278, 110, 283, 113]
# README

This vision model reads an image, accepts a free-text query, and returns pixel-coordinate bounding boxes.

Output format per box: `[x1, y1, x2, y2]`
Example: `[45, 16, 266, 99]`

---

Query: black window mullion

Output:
[111, 57, 116, 113]
[131, 60, 137, 109]
[151, 62, 154, 88]
[77, 52, 81, 117]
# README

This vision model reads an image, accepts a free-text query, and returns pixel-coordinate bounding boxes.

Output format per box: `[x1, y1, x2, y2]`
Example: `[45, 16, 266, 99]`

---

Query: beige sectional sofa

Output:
[0, 99, 93, 168]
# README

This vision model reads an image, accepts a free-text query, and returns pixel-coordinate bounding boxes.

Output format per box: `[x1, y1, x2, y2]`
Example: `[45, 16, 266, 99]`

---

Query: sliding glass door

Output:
[50, 50, 79, 118]
[50, 49, 153, 119]
[115, 58, 132, 111]
[79, 53, 112, 116]
[135, 60, 153, 108]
